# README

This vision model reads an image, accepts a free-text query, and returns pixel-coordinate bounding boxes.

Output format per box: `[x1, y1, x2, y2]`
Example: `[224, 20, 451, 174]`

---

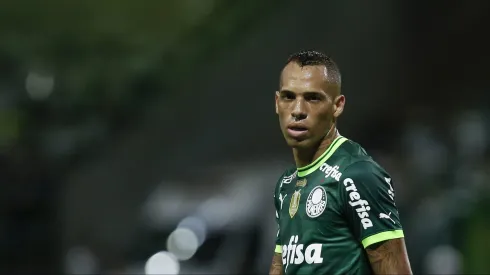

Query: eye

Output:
[305, 93, 322, 102]
[281, 92, 295, 100]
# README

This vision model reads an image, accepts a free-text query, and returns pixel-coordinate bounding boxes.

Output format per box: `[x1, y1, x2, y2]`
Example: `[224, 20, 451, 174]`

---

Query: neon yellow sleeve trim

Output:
[275, 245, 282, 253]
[362, 230, 404, 248]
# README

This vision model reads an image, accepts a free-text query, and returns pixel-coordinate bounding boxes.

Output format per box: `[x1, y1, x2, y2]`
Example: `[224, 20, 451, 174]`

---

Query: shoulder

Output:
[280, 166, 298, 181]
[337, 139, 390, 184]
[275, 166, 297, 190]
[336, 138, 385, 171]
[337, 138, 371, 161]
[340, 160, 390, 191]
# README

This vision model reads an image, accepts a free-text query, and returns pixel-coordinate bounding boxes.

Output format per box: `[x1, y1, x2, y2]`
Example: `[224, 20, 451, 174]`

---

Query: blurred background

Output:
[1, 0, 489, 274]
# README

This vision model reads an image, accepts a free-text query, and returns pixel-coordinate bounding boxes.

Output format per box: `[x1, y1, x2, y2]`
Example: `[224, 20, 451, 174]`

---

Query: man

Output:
[269, 50, 412, 275]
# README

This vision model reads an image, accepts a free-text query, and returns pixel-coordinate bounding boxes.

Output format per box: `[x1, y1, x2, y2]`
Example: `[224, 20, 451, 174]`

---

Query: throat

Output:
[293, 131, 339, 168]
[293, 147, 319, 168]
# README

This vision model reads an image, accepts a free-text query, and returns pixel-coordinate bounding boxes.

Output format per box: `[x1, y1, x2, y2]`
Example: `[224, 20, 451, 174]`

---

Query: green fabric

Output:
[274, 138, 405, 275]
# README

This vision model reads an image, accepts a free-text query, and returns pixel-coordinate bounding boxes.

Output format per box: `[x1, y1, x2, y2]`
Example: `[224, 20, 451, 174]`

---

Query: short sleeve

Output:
[339, 161, 404, 248]
[274, 190, 282, 253]
[274, 194, 282, 253]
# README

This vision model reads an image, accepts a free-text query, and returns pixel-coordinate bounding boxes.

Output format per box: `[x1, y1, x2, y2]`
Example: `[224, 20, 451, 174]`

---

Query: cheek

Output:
[311, 111, 332, 129]
[276, 109, 287, 125]
[277, 105, 290, 119]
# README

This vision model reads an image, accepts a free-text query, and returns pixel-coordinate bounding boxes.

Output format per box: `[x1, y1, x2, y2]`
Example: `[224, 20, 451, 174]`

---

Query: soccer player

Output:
[269, 50, 412, 275]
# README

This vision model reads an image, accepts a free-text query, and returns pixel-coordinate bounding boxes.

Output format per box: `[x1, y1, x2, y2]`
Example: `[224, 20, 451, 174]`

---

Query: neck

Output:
[293, 127, 339, 168]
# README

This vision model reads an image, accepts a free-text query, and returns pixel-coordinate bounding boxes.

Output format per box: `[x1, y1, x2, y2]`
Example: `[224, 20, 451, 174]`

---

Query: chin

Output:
[286, 137, 312, 149]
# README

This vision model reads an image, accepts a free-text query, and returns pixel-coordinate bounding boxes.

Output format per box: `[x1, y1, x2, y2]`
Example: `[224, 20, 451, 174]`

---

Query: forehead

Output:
[280, 63, 328, 92]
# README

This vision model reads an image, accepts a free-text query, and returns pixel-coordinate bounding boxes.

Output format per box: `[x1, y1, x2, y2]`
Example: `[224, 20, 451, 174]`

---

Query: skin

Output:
[269, 253, 283, 275]
[270, 62, 412, 275]
[275, 62, 344, 168]
[366, 239, 413, 275]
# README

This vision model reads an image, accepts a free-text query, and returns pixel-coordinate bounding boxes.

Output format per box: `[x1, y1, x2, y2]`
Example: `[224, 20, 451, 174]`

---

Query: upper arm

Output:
[271, 189, 284, 275]
[273, 169, 296, 254]
[270, 178, 284, 275]
[339, 161, 405, 248]
[339, 161, 411, 274]
[274, 176, 283, 249]
[366, 238, 412, 275]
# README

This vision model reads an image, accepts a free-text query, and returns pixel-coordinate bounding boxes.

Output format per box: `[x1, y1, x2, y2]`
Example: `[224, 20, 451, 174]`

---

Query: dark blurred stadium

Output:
[1, 0, 489, 274]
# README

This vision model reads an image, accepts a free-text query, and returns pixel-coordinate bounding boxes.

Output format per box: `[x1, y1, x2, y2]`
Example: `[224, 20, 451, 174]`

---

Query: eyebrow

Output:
[279, 89, 326, 95]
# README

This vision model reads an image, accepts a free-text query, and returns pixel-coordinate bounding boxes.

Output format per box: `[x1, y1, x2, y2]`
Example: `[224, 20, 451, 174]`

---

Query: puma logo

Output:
[379, 212, 395, 224]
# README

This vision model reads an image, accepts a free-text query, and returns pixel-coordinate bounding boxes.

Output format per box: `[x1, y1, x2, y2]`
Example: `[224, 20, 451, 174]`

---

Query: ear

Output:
[275, 91, 280, 114]
[333, 95, 345, 118]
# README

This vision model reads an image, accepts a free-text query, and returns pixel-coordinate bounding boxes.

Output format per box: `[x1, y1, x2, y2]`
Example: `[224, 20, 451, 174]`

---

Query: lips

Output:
[287, 122, 308, 131]
[287, 123, 308, 139]
[288, 126, 307, 131]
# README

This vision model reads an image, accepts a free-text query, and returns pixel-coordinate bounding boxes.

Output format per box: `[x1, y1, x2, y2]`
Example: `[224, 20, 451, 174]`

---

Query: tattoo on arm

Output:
[269, 253, 283, 275]
[366, 238, 412, 275]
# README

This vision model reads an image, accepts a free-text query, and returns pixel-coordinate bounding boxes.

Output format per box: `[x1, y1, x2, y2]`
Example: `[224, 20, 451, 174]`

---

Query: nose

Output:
[291, 99, 307, 121]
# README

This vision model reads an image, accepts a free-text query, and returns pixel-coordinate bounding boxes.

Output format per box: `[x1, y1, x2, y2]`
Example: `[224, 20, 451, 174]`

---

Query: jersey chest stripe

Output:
[297, 137, 348, 177]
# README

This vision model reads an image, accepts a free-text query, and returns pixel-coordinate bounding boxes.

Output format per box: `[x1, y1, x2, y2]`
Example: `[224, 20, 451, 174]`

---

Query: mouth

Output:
[287, 124, 308, 139]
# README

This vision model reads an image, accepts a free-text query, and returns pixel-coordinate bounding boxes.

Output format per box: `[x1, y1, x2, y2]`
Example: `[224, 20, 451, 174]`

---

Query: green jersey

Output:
[274, 136, 404, 275]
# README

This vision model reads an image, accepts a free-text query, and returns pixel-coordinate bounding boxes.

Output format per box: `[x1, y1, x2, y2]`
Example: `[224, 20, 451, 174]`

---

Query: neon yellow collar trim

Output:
[297, 136, 348, 177]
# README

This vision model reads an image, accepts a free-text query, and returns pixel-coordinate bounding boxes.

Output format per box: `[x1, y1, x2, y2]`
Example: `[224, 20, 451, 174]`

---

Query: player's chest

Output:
[278, 174, 342, 223]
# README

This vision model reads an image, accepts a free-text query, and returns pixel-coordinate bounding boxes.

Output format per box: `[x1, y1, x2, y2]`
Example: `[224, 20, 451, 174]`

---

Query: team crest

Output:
[289, 190, 301, 218]
[306, 186, 327, 218]
[296, 178, 307, 187]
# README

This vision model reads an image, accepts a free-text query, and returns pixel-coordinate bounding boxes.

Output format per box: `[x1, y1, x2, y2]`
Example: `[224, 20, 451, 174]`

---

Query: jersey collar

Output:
[297, 136, 348, 177]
